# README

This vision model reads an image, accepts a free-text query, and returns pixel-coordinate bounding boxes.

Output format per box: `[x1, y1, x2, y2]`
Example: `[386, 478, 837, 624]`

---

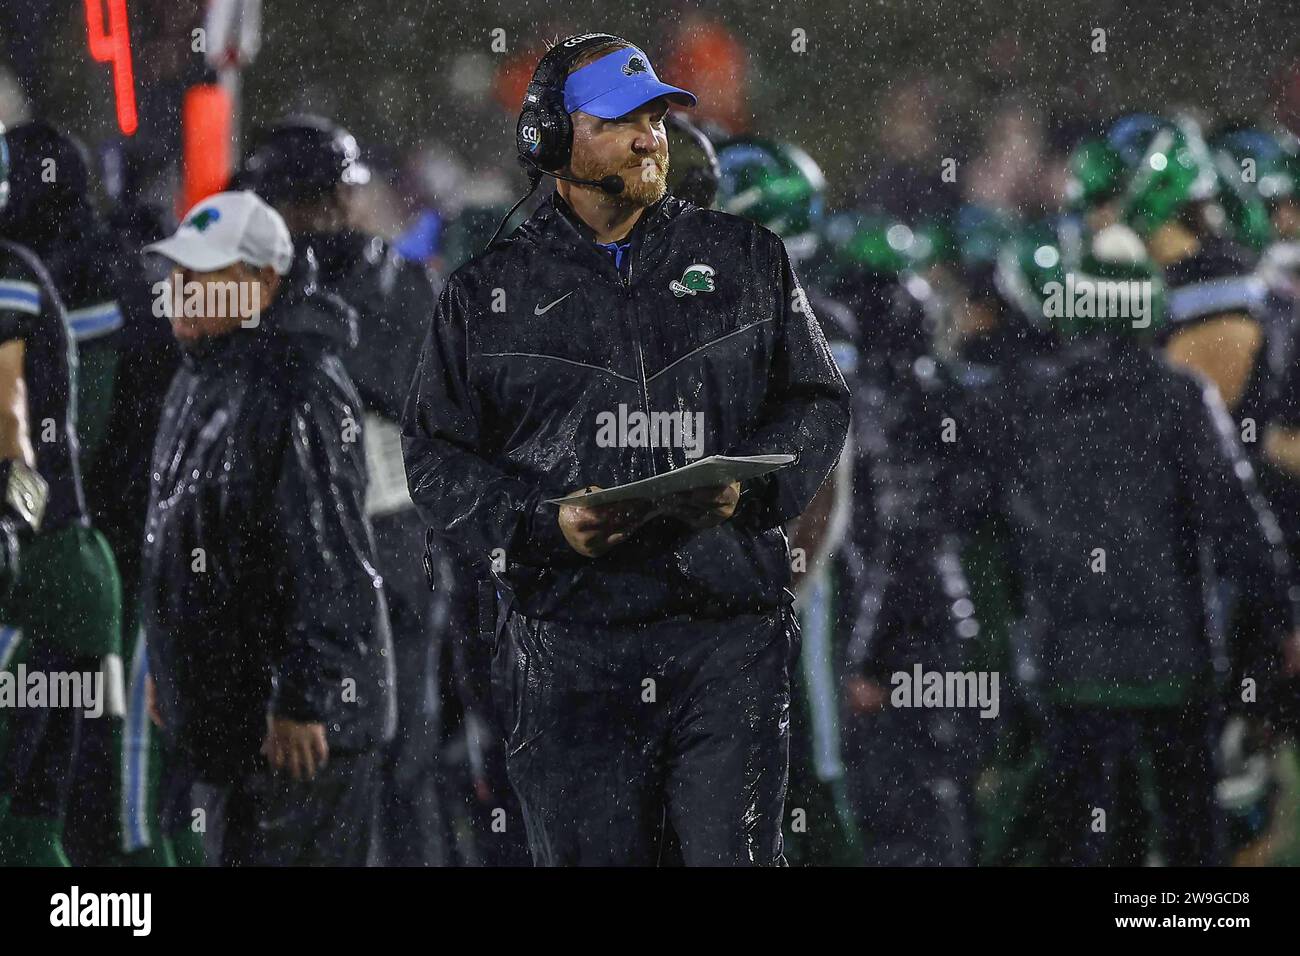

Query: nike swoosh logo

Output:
[534, 291, 574, 315]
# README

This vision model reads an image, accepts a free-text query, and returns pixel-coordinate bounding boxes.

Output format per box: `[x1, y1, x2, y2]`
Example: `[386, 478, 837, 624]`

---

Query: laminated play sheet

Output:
[544, 454, 795, 507]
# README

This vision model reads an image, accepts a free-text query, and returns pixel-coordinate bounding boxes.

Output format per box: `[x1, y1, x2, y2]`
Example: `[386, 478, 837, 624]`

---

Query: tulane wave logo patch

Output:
[670, 263, 716, 297]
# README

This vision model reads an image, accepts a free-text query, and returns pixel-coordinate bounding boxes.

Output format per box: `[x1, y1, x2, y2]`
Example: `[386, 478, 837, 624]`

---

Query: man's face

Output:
[569, 97, 672, 207]
[275, 184, 352, 236]
[1146, 217, 1200, 267]
[167, 262, 278, 345]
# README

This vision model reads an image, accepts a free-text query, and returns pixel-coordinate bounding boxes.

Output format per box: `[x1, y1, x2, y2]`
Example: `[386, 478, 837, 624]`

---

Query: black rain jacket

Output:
[142, 266, 395, 783]
[402, 192, 850, 626]
[962, 337, 1298, 693]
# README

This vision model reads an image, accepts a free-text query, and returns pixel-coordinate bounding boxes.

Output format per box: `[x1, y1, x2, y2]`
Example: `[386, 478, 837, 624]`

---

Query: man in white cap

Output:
[146, 189, 294, 342]
[140, 191, 395, 866]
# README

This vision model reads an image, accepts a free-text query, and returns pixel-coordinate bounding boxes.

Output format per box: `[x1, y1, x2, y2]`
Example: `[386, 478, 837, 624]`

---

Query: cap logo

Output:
[622, 55, 648, 76]
[185, 208, 221, 232]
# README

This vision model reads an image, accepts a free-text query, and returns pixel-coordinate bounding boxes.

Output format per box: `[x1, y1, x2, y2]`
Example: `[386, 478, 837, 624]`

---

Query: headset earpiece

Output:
[516, 33, 627, 173]
[516, 79, 571, 172]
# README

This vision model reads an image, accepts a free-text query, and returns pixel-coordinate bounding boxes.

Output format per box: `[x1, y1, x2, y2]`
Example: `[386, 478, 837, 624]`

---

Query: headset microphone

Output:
[485, 158, 626, 251]
[518, 154, 625, 194]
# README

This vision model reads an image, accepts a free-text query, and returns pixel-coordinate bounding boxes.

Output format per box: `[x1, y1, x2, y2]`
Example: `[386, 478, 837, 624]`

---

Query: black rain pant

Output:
[492, 604, 799, 867]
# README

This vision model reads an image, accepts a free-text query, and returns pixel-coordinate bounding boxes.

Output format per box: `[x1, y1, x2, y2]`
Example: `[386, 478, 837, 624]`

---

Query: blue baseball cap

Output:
[563, 47, 696, 119]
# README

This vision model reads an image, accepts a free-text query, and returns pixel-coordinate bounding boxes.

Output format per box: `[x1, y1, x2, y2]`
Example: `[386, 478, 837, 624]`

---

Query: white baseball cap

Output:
[145, 191, 294, 275]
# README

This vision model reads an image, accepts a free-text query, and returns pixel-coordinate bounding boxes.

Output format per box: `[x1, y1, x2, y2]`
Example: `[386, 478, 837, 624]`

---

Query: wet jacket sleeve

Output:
[0, 256, 37, 343]
[1179, 378, 1299, 644]
[266, 387, 383, 722]
[401, 277, 572, 570]
[730, 239, 851, 529]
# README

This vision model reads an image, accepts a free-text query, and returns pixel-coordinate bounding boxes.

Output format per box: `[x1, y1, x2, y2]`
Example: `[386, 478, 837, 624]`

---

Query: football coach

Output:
[402, 33, 849, 866]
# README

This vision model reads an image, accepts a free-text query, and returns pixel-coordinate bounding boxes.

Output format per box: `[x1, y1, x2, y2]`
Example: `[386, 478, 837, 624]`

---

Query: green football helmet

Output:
[1066, 114, 1170, 213]
[1211, 126, 1299, 245]
[1114, 116, 1271, 248]
[0, 122, 9, 214]
[1211, 126, 1300, 207]
[1210, 148, 1276, 251]
[1067, 115, 1269, 247]
[715, 136, 826, 261]
[823, 211, 919, 275]
[1119, 117, 1218, 236]
[1000, 223, 1165, 338]
[993, 225, 1066, 328]
[1066, 138, 1128, 211]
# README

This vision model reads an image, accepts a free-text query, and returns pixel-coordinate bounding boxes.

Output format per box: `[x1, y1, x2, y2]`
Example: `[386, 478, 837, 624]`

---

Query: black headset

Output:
[488, 33, 630, 248]
[516, 33, 629, 173]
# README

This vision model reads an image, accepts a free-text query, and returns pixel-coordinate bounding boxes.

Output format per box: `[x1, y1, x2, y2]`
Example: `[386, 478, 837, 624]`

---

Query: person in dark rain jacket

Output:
[140, 191, 394, 866]
[238, 114, 449, 866]
[961, 224, 1300, 866]
[402, 34, 849, 866]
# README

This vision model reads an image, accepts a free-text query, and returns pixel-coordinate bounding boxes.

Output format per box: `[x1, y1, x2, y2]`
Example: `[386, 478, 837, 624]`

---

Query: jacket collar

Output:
[548, 190, 673, 242]
[516, 189, 679, 251]
[507, 190, 682, 284]
[179, 265, 358, 369]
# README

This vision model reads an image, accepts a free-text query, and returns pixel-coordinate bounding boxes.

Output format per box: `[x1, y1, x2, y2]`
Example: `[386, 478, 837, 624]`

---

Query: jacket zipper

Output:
[622, 237, 658, 480]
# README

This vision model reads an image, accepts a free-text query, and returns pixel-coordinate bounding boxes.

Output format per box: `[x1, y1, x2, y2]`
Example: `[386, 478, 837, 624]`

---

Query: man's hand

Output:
[0, 339, 36, 469]
[261, 716, 329, 781]
[659, 481, 740, 530]
[558, 487, 652, 557]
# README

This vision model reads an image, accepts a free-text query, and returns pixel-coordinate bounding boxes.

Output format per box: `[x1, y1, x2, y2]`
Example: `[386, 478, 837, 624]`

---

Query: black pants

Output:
[492, 605, 798, 867]
[842, 704, 981, 866]
[199, 749, 380, 867]
[372, 511, 446, 867]
[0, 645, 92, 821]
[1037, 701, 1224, 866]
